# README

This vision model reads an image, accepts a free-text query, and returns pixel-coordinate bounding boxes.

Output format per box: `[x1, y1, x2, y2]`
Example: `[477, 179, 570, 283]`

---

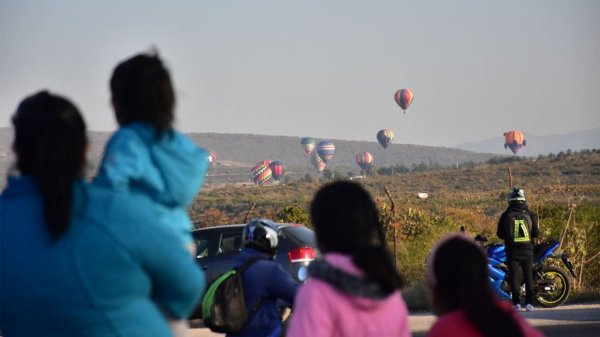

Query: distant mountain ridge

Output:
[0, 127, 495, 180]
[455, 127, 600, 156]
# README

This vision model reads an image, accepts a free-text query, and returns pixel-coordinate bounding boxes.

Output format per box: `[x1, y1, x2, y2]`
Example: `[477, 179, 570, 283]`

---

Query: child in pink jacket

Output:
[426, 234, 544, 337]
[287, 181, 411, 337]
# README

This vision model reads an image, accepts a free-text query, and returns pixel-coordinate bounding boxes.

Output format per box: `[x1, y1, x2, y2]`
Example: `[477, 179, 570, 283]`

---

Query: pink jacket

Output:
[426, 302, 545, 337]
[287, 253, 411, 337]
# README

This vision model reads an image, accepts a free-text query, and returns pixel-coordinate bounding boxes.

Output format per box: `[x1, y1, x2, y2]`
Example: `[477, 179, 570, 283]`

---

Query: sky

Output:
[1, 0, 599, 147]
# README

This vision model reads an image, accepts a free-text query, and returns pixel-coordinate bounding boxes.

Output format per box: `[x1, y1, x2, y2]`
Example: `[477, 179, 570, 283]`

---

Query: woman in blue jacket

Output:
[0, 91, 205, 337]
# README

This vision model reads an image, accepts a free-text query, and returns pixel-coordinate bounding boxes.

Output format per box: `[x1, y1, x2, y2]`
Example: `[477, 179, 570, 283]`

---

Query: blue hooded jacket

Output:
[227, 247, 298, 337]
[0, 176, 205, 337]
[95, 122, 208, 245]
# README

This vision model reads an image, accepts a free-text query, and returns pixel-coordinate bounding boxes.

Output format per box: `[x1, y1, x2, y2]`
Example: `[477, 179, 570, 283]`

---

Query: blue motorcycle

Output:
[475, 235, 577, 308]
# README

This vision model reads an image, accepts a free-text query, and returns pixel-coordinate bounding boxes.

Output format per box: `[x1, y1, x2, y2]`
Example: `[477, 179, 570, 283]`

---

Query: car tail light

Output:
[288, 246, 316, 263]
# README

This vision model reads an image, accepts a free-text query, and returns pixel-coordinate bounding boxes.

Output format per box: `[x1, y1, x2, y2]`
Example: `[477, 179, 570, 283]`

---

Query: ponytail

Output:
[12, 91, 87, 239]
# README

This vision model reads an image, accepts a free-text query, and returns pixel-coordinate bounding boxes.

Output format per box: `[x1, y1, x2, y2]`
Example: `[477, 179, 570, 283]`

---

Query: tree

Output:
[276, 206, 309, 225]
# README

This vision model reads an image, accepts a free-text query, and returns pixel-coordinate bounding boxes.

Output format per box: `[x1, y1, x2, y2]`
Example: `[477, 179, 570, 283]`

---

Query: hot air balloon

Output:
[269, 161, 284, 181]
[316, 140, 335, 163]
[250, 160, 272, 186]
[356, 152, 374, 171]
[207, 151, 217, 166]
[300, 137, 316, 155]
[394, 88, 413, 113]
[310, 151, 326, 172]
[376, 129, 394, 149]
[504, 130, 527, 155]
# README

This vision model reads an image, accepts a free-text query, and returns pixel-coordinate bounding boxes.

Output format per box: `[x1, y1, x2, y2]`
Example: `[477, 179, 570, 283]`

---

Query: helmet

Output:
[243, 218, 279, 256]
[507, 187, 526, 202]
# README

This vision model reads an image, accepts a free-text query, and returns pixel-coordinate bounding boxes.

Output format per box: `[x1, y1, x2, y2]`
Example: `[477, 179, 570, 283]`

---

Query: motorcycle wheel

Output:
[535, 266, 570, 308]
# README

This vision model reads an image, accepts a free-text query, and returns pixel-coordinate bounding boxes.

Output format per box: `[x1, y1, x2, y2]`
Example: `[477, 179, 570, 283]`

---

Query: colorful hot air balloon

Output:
[316, 140, 335, 163]
[251, 160, 272, 186]
[269, 161, 284, 181]
[503, 130, 527, 155]
[310, 151, 326, 172]
[394, 88, 413, 114]
[207, 151, 217, 166]
[300, 137, 316, 155]
[376, 129, 394, 149]
[356, 152, 374, 171]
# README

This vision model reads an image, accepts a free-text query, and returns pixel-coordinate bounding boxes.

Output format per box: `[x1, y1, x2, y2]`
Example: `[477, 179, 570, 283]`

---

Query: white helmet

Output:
[243, 218, 279, 256]
[507, 187, 526, 202]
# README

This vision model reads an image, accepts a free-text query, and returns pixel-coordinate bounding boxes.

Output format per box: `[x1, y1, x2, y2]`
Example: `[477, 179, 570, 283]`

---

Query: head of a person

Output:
[110, 51, 174, 136]
[310, 181, 382, 254]
[427, 234, 491, 315]
[12, 90, 87, 239]
[310, 181, 403, 292]
[242, 218, 279, 258]
[507, 186, 526, 205]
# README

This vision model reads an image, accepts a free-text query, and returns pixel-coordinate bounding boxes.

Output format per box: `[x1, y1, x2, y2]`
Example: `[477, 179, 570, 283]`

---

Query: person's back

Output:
[496, 187, 540, 311]
[291, 253, 409, 337]
[95, 121, 208, 246]
[425, 234, 544, 337]
[226, 219, 297, 337]
[94, 52, 209, 251]
[1, 180, 205, 336]
[0, 91, 205, 337]
[287, 181, 410, 337]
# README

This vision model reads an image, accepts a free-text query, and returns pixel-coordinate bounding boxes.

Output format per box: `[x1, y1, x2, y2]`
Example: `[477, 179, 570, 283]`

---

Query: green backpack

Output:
[201, 257, 263, 333]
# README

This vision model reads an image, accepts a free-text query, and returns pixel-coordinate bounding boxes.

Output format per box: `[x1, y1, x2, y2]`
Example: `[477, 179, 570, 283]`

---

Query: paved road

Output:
[190, 302, 600, 337]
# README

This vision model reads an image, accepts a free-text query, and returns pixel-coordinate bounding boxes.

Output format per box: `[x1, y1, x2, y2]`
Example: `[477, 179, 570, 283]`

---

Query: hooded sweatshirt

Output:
[95, 122, 208, 246]
[287, 253, 411, 337]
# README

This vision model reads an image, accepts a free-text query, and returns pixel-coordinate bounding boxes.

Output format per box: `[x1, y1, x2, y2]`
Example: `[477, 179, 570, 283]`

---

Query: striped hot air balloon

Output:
[300, 137, 316, 155]
[394, 88, 413, 114]
[356, 152, 374, 171]
[251, 160, 272, 186]
[269, 161, 284, 181]
[310, 151, 326, 172]
[376, 129, 394, 149]
[316, 140, 335, 163]
[503, 130, 526, 155]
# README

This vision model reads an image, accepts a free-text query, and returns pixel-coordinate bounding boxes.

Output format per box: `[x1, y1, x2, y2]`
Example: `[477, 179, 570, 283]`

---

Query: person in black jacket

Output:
[497, 187, 540, 311]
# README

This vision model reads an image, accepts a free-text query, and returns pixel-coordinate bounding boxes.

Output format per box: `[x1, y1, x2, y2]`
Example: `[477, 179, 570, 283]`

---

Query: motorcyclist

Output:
[496, 187, 540, 312]
[227, 219, 298, 337]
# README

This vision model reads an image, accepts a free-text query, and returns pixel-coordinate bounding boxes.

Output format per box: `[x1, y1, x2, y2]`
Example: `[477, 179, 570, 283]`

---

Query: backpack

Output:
[507, 209, 533, 244]
[202, 256, 264, 333]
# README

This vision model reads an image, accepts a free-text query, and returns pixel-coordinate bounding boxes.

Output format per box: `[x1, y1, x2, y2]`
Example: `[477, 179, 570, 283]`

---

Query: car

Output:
[189, 223, 317, 319]
[192, 223, 318, 286]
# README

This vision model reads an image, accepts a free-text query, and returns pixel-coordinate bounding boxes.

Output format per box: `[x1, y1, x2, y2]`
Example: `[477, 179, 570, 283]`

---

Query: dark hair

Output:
[430, 236, 524, 337]
[12, 91, 87, 239]
[310, 181, 403, 294]
[110, 51, 174, 137]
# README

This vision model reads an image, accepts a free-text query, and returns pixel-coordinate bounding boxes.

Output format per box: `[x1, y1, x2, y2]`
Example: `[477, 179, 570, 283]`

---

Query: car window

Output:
[217, 230, 243, 255]
[195, 234, 211, 259]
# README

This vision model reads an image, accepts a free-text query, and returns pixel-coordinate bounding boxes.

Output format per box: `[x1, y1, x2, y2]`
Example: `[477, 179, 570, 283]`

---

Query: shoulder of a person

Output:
[427, 310, 470, 336]
[105, 125, 149, 153]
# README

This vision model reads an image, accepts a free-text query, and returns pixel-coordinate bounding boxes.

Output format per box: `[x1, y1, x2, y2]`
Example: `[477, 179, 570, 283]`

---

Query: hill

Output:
[455, 127, 600, 156]
[0, 128, 496, 185]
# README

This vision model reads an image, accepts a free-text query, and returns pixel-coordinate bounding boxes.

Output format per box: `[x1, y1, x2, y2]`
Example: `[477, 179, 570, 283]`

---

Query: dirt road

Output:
[190, 302, 600, 337]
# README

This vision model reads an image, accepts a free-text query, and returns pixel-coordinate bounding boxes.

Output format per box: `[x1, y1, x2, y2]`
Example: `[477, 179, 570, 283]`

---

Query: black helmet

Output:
[243, 218, 279, 256]
[507, 186, 526, 202]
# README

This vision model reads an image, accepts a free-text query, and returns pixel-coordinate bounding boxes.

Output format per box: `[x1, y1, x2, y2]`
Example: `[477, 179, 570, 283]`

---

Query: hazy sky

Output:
[1, 0, 599, 147]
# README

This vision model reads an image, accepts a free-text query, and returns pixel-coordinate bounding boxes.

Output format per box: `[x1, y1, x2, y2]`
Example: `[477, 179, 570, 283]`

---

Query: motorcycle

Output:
[474, 235, 577, 308]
